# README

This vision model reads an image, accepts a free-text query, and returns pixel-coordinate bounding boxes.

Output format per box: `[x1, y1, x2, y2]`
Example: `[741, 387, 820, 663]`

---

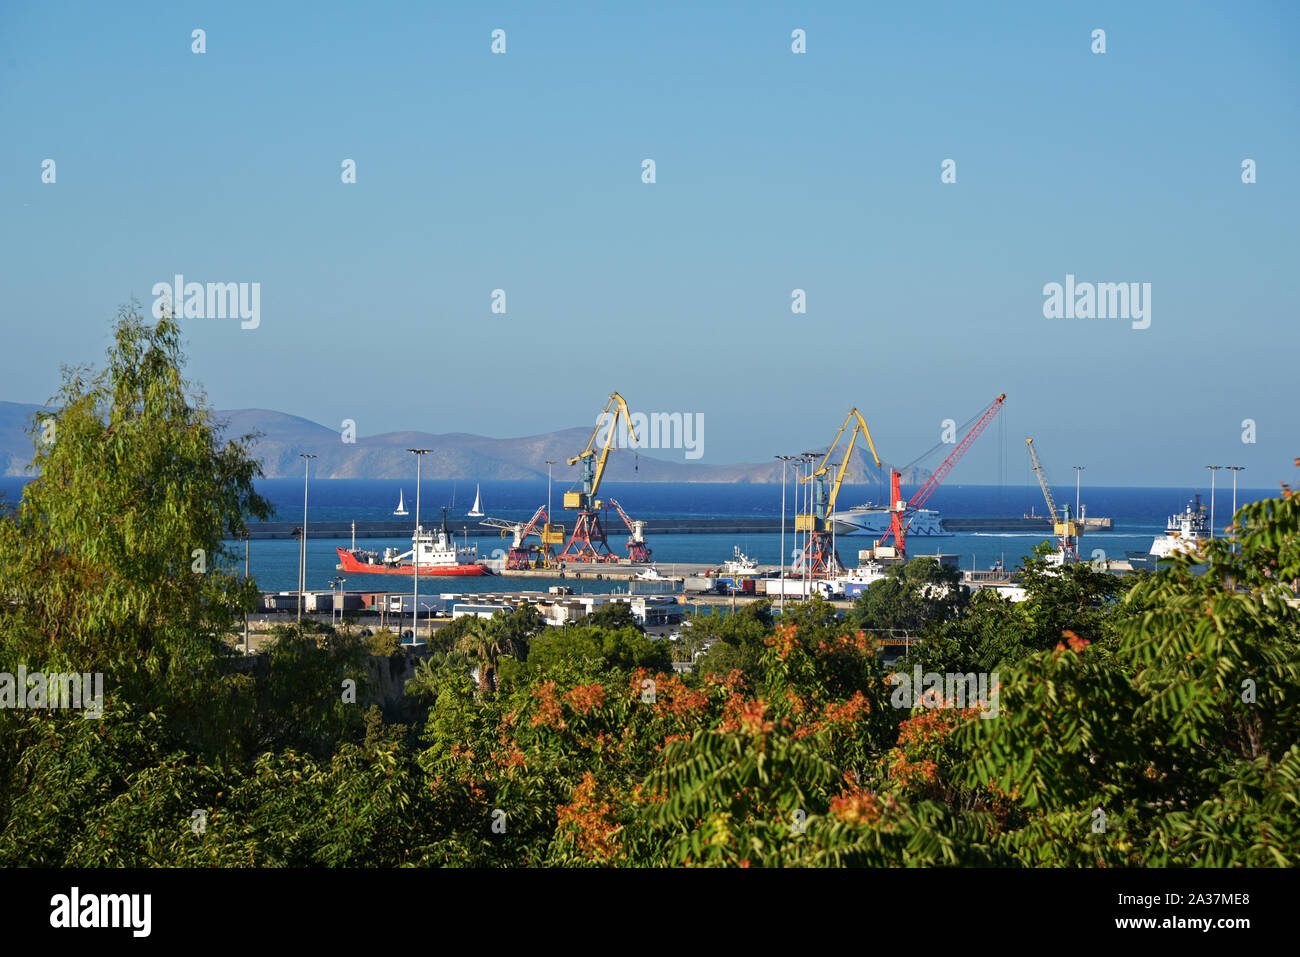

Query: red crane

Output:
[877, 393, 1006, 557]
[608, 499, 652, 563]
[479, 505, 563, 569]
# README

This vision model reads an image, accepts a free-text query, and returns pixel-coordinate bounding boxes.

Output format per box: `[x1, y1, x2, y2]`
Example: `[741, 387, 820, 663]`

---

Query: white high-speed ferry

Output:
[828, 503, 946, 537]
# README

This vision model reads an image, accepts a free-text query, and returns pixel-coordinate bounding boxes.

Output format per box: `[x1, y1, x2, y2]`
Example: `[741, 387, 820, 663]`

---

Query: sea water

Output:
[0, 478, 1274, 596]
[226, 479, 1273, 594]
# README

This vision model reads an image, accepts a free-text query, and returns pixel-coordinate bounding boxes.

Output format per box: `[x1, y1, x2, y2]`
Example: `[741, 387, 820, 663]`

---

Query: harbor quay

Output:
[247, 554, 1047, 641]
[246, 515, 1113, 541]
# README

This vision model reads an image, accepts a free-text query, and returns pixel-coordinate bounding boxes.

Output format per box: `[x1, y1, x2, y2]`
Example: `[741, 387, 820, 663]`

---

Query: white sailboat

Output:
[467, 484, 484, 518]
[394, 489, 409, 516]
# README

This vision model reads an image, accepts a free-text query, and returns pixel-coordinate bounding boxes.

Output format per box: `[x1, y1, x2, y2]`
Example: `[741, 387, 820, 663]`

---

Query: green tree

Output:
[525, 623, 672, 677]
[848, 558, 968, 635]
[691, 600, 776, 681]
[0, 306, 272, 777]
[455, 618, 526, 695]
[1016, 549, 1129, 650]
[0, 306, 270, 715]
[0, 306, 372, 862]
[587, 602, 642, 632]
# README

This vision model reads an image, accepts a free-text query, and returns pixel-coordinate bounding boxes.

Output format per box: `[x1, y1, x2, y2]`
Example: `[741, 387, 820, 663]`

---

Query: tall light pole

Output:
[791, 458, 802, 598]
[1206, 466, 1221, 539]
[1073, 466, 1084, 519]
[776, 455, 798, 615]
[803, 456, 816, 597]
[791, 456, 800, 581]
[244, 532, 251, 654]
[792, 459, 801, 545]
[801, 452, 820, 598]
[1227, 466, 1245, 550]
[827, 460, 840, 577]
[297, 453, 316, 624]
[792, 457, 804, 598]
[792, 458, 805, 595]
[327, 576, 341, 627]
[408, 448, 430, 643]
[545, 459, 556, 532]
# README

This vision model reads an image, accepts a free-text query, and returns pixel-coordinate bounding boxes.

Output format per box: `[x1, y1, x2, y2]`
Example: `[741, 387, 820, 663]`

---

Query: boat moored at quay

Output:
[337, 508, 490, 577]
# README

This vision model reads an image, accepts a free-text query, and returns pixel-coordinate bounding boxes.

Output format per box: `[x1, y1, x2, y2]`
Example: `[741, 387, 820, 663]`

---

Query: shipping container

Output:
[682, 576, 719, 594]
[763, 579, 837, 598]
[265, 593, 300, 612]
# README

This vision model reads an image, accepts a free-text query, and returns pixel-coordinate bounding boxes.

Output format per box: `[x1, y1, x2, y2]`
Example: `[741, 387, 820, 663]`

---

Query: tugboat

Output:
[1126, 495, 1210, 571]
[337, 507, 490, 577]
[837, 560, 888, 598]
[716, 545, 760, 591]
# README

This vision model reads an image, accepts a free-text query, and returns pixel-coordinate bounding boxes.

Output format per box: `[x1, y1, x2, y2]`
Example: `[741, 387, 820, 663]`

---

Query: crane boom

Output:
[876, 392, 1006, 552]
[518, 505, 549, 540]
[796, 407, 882, 576]
[567, 391, 637, 507]
[559, 392, 638, 564]
[609, 498, 652, 562]
[825, 408, 880, 514]
[801, 408, 881, 513]
[911, 393, 1006, 511]
[608, 499, 640, 537]
[480, 505, 561, 568]
[1026, 437, 1058, 521]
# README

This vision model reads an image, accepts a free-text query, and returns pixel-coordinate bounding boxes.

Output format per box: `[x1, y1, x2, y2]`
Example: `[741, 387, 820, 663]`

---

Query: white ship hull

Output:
[1126, 496, 1210, 570]
[829, 505, 946, 536]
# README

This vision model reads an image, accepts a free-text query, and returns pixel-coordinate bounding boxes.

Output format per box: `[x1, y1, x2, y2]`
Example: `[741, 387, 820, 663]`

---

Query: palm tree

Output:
[455, 618, 524, 696]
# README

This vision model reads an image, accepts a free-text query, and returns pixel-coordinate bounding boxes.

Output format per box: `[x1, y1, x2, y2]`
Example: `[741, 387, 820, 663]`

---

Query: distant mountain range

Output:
[0, 402, 926, 485]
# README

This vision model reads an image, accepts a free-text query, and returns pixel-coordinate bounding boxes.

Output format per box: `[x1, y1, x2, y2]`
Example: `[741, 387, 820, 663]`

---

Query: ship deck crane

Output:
[798, 408, 882, 576]
[558, 392, 638, 563]
[608, 499, 651, 563]
[876, 393, 1006, 559]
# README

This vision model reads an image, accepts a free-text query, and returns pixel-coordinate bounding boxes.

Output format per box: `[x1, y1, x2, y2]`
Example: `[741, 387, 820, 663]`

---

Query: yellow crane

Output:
[1026, 436, 1079, 539]
[1026, 437, 1058, 521]
[797, 408, 882, 575]
[558, 392, 639, 562]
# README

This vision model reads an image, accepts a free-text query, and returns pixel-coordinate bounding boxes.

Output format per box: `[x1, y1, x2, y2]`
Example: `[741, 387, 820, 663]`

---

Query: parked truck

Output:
[759, 578, 839, 599]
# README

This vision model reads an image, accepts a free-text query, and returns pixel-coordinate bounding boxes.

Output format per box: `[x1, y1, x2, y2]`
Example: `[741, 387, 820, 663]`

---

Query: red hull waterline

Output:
[336, 547, 490, 577]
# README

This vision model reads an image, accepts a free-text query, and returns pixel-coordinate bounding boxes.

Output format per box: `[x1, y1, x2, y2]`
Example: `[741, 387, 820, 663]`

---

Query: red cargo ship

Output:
[336, 508, 490, 577]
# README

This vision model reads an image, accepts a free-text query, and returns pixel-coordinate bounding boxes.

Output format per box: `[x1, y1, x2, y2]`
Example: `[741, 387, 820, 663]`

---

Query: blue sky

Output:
[2, 1, 1297, 486]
